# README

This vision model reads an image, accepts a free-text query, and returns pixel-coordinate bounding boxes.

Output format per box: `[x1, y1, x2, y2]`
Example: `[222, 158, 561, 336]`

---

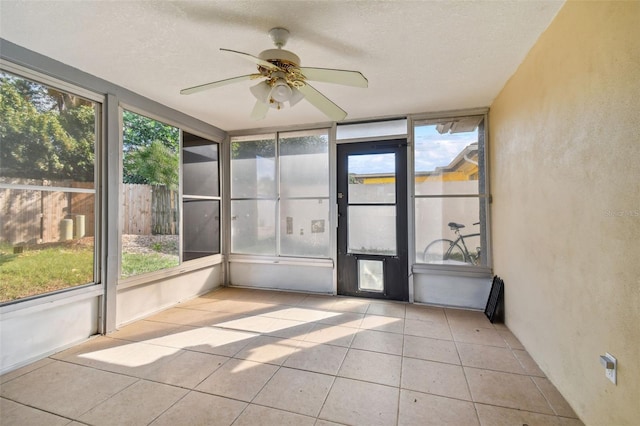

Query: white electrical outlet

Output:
[600, 353, 617, 384]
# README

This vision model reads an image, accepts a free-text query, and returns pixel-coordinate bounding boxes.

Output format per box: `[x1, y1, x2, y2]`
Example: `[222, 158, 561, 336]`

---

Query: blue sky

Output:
[348, 125, 477, 174]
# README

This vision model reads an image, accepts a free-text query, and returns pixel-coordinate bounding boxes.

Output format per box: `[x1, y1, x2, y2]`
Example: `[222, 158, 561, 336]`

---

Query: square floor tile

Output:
[316, 311, 364, 328]
[456, 342, 526, 374]
[465, 367, 554, 414]
[338, 348, 401, 387]
[150, 390, 247, 426]
[496, 328, 525, 350]
[450, 326, 506, 347]
[319, 377, 399, 426]
[0, 361, 136, 418]
[366, 301, 406, 318]
[513, 349, 546, 376]
[304, 324, 357, 347]
[284, 341, 348, 375]
[263, 318, 315, 340]
[233, 335, 300, 365]
[0, 398, 70, 426]
[196, 358, 278, 402]
[214, 315, 277, 334]
[360, 315, 405, 334]
[401, 357, 471, 400]
[79, 379, 188, 426]
[405, 305, 447, 323]
[107, 319, 183, 342]
[233, 404, 316, 426]
[142, 350, 228, 388]
[146, 307, 240, 327]
[445, 309, 495, 330]
[398, 389, 479, 426]
[403, 335, 460, 364]
[0, 357, 55, 385]
[146, 326, 258, 357]
[331, 298, 370, 313]
[266, 307, 341, 323]
[54, 337, 181, 377]
[475, 403, 583, 426]
[351, 329, 404, 355]
[253, 367, 334, 417]
[404, 318, 453, 340]
[532, 377, 579, 418]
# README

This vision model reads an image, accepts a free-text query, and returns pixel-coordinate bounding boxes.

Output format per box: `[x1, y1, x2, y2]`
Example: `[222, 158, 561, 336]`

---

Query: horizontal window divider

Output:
[118, 254, 224, 290]
[0, 283, 104, 319]
[413, 193, 489, 199]
[231, 197, 279, 201]
[229, 254, 334, 268]
[0, 183, 95, 193]
[412, 263, 492, 278]
[336, 134, 408, 144]
[281, 196, 330, 200]
[182, 195, 221, 200]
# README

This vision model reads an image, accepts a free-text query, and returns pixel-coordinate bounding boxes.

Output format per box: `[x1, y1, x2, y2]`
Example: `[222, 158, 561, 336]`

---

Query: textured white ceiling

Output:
[0, 1, 564, 131]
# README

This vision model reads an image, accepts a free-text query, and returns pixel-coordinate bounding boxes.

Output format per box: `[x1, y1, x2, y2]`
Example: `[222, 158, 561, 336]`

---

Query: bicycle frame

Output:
[449, 228, 480, 264]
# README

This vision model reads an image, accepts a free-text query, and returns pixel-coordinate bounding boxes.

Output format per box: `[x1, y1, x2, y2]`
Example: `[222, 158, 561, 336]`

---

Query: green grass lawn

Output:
[121, 252, 179, 278]
[1, 245, 179, 302]
[0, 245, 94, 302]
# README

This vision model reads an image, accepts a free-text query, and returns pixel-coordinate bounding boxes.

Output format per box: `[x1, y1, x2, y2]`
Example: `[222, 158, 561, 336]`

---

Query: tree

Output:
[122, 110, 179, 186]
[1, 74, 96, 182]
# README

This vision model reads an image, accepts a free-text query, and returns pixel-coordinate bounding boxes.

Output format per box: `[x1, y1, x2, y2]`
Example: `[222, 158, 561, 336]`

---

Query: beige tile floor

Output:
[0, 287, 584, 426]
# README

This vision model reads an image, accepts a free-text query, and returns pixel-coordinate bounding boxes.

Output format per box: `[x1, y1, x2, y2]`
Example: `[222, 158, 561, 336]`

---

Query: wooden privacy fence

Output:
[1, 180, 178, 245]
[122, 184, 178, 236]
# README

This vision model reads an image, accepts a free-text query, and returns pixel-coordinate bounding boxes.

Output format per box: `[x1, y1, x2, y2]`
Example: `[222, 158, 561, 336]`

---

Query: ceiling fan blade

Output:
[298, 83, 347, 121]
[250, 100, 270, 120]
[299, 67, 368, 88]
[180, 74, 254, 95]
[220, 48, 280, 71]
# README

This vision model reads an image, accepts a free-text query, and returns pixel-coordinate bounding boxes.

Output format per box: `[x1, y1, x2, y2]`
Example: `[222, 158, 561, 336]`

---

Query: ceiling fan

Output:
[180, 27, 368, 121]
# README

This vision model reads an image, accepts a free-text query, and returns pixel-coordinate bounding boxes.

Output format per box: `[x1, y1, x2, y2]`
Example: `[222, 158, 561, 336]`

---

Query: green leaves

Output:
[122, 110, 179, 187]
[0, 74, 95, 181]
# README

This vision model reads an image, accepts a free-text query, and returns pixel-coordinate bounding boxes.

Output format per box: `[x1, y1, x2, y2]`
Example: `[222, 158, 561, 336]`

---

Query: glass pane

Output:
[348, 205, 396, 255]
[337, 119, 407, 140]
[348, 153, 396, 204]
[280, 199, 330, 258]
[280, 130, 329, 198]
[183, 133, 218, 197]
[121, 111, 180, 278]
[0, 72, 96, 187]
[231, 200, 276, 255]
[231, 135, 276, 198]
[415, 197, 482, 266]
[1, 72, 98, 302]
[414, 119, 481, 195]
[183, 199, 219, 261]
[0, 189, 95, 302]
[358, 259, 384, 292]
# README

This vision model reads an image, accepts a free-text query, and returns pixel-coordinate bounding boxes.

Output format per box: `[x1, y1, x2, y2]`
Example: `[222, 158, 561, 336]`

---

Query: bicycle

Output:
[423, 222, 481, 265]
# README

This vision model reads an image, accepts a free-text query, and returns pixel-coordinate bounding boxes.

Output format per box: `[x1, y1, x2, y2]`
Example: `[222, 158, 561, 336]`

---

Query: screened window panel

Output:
[231, 137, 276, 199]
[415, 197, 482, 265]
[279, 131, 329, 198]
[280, 199, 330, 257]
[183, 138, 219, 197]
[414, 123, 480, 196]
[183, 199, 219, 261]
[231, 199, 276, 255]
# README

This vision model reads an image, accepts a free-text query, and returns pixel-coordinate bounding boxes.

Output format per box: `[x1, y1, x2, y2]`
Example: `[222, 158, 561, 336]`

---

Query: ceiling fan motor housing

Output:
[259, 49, 301, 67]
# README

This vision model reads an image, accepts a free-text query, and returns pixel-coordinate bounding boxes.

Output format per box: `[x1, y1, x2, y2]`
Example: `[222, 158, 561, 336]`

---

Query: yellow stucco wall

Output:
[489, 2, 640, 425]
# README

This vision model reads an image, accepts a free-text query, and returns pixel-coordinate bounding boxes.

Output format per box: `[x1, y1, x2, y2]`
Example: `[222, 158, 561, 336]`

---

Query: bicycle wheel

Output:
[423, 239, 466, 264]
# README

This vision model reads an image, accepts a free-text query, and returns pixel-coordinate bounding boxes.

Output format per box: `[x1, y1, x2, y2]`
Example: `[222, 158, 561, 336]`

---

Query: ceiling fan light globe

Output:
[271, 80, 292, 103]
[250, 81, 272, 103]
[289, 87, 305, 106]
